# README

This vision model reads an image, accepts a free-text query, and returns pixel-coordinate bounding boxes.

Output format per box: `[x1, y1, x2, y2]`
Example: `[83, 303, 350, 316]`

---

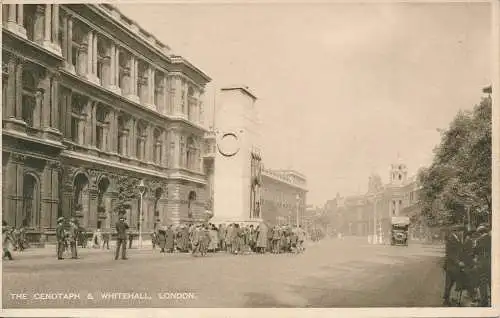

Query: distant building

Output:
[325, 162, 422, 239]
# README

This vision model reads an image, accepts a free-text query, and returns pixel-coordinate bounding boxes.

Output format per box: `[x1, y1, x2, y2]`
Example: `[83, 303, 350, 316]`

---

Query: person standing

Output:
[225, 224, 234, 254]
[256, 222, 268, 253]
[218, 224, 226, 252]
[157, 227, 167, 253]
[115, 216, 129, 260]
[102, 230, 110, 249]
[55, 217, 65, 260]
[68, 218, 79, 259]
[165, 225, 175, 253]
[2, 220, 14, 260]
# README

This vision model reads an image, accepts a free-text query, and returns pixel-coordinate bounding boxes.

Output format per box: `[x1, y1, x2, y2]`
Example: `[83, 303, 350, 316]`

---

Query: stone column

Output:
[115, 46, 120, 89]
[163, 75, 169, 115]
[5, 57, 16, 119]
[34, 90, 43, 129]
[40, 75, 51, 129]
[44, 5, 51, 45]
[129, 118, 136, 158]
[8, 4, 16, 24]
[161, 130, 168, 167]
[149, 66, 155, 106]
[17, 4, 23, 26]
[87, 31, 93, 76]
[15, 60, 23, 120]
[61, 14, 67, 60]
[52, 4, 59, 46]
[108, 110, 117, 153]
[67, 16, 74, 71]
[145, 125, 153, 162]
[92, 32, 98, 75]
[172, 130, 180, 168]
[50, 73, 59, 129]
[110, 45, 115, 86]
[90, 102, 97, 148]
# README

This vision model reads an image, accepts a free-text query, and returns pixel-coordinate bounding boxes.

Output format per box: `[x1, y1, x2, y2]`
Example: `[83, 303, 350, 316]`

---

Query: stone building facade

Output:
[2, 3, 211, 242]
[325, 162, 422, 240]
[259, 169, 307, 226]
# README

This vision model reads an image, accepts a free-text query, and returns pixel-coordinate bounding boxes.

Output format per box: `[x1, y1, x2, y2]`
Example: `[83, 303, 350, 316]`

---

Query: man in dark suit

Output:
[55, 217, 65, 260]
[115, 216, 129, 260]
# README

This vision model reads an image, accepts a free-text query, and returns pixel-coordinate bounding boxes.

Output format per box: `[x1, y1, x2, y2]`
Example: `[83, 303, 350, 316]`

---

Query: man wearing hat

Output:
[474, 223, 491, 306]
[443, 223, 466, 305]
[68, 218, 79, 259]
[115, 215, 129, 260]
[56, 217, 66, 260]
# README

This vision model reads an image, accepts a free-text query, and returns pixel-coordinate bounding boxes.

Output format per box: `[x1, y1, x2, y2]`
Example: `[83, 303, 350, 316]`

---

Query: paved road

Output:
[3, 238, 445, 308]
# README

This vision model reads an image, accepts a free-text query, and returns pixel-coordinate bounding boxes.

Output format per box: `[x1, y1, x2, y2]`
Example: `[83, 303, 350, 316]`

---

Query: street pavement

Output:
[3, 237, 445, 308]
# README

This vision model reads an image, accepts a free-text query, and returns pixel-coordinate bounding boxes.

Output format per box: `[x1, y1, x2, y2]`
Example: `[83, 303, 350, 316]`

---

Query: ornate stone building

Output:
[2, 4, 211, 242]
[324, 162, 422, 240]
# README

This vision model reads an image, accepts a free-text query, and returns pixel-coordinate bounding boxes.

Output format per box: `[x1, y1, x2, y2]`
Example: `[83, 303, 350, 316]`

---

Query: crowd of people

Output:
[442, 221, 491, 307]
[151, 222, 308, 256]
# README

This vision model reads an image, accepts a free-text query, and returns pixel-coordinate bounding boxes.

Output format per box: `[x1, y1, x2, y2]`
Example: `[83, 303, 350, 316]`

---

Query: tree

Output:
[114, 176, 140, 216]
[418, 95, 491, 227]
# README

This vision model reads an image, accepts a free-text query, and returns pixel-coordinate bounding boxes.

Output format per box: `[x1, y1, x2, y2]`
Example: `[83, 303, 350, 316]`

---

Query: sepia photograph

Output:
[1, 0, 496, 313]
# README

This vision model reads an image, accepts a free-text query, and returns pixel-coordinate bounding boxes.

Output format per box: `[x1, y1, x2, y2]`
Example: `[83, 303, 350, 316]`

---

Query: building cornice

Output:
[61, 150, 206, 185]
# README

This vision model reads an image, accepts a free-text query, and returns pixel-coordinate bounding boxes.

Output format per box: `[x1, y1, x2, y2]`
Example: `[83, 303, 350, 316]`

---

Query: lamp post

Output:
[296, 194, 300, 228]
[138, 179, 146, 249]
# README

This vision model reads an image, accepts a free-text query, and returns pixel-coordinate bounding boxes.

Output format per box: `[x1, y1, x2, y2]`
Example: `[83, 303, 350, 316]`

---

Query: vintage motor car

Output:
[391, 216, 410, 246]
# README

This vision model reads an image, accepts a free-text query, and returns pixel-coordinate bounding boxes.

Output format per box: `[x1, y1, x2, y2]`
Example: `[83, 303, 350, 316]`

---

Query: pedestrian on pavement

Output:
[2, 220, 14, 261]
[165, 225, 175, 253]
[218, 223, 226, 252]
[158, 226, 167, 253]
[443, 224, 467, 305]
[474, 223, 491, 306]
[68, 218, 79, 259]
[56, 217, 65, 260]
[101, 230, 110, 249]
[128, 232, 134, 249]
[225, 224, 234, 254]
[256, 222, 268, 253]
[115, 216, 129, 260]
[208, 224, 218, 252]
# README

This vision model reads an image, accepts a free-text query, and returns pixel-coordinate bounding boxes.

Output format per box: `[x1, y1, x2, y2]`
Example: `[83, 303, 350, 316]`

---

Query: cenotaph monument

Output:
[212, 86, 263, 224]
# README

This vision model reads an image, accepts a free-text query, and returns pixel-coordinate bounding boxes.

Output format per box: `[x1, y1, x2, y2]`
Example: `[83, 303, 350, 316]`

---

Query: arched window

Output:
[22, 173, 39, 228]
[22, 69, 37, 127]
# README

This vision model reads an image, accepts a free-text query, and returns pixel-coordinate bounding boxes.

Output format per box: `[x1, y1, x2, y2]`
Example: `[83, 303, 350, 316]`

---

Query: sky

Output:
[117, 1, 492, 206]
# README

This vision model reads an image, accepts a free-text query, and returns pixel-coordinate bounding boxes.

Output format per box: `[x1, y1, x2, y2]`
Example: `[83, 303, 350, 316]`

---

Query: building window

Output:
[96, 106, 109, 151]
[187, 191, 196, 219]
[21, 70, 37, 127]
[117, 115, 128, 156]
[70, 94, 85, 143]
[153, 129, 162, 164]
[22, 173, 40, 228]
[136, 122, 146, 160]
[23, 5, 37, 42]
